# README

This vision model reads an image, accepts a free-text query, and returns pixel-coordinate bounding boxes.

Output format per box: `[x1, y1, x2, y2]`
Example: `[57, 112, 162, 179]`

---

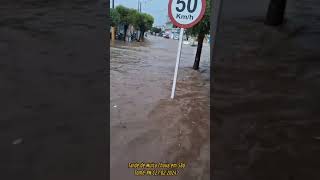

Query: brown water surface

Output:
[110, 36, 210, 180]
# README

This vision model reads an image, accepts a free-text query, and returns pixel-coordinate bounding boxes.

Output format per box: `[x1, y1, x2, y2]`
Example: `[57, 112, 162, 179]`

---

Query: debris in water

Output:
[119, 122, 126, 128]
[12, 138, 23, 145]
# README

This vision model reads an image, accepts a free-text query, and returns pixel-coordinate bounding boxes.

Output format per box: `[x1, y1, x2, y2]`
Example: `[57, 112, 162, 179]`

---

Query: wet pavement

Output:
[110, 36, 210, 179]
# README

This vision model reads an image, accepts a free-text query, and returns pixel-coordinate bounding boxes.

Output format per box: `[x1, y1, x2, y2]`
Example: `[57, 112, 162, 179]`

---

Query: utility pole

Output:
[112, 0, 114, 9]
[138, 0, 143, 12]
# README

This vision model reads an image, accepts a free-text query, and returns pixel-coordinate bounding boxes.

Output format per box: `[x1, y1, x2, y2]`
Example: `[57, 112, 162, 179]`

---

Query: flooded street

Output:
[110, 36, 210, 179]
[212, 0, 320, 179]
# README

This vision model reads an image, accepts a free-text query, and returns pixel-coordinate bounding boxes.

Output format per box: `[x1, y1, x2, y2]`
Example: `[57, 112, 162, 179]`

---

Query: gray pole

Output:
[112, 0, 114, 8]
[140, 1, 142, 12]
[170, 28, 184, 99]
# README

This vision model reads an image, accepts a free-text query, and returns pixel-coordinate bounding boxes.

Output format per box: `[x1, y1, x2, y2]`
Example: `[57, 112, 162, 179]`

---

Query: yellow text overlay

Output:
[128, 162, 186, 176]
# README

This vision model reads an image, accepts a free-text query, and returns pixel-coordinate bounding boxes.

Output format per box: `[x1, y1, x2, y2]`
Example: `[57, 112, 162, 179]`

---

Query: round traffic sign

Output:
[168, 0, 206, 29]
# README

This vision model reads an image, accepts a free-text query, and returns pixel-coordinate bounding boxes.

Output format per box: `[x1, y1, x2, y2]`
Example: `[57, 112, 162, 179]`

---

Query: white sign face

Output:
[168, 0, 206, 29]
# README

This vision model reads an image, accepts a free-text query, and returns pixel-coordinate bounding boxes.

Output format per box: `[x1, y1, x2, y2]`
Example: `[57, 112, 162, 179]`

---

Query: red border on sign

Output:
[168, 0, 206, 29]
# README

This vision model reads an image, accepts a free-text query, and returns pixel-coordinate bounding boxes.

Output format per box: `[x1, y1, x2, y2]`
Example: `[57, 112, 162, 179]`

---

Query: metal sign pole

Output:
[171, 28, 185, 99]
[168, 0, 206, 99]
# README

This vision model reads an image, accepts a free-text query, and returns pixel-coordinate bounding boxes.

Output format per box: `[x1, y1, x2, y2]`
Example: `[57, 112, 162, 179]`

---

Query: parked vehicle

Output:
[131, 32, 137, 41]
[164, 34, 170, 39]
[116, 33, 123, 40]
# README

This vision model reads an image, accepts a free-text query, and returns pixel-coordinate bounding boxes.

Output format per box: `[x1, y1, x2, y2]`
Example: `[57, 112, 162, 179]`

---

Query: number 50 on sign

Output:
[168, 0, 206, 29]
[168, 0, 206, 99]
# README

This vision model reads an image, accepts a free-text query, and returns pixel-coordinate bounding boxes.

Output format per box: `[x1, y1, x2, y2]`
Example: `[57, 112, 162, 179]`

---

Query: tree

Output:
[132, 13, 154, 41]
[110, 8, 120, 40]
[265, 0, 287, 26]
[110, 8, 120, 27]
[186, 0, 211, 70]
[114, 5, 154, 42]
[151, 27, 162, 34]
[142, 14, 154, 40]
[116, 5, 131, 41]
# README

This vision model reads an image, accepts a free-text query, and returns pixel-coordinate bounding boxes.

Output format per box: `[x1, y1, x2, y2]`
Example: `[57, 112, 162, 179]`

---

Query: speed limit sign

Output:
[168, 0, 207, 99]
[168, 0, 206, 29]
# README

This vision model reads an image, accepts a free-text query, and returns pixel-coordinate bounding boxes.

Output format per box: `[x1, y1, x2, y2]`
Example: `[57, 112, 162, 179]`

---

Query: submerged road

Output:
[110, 36, 210, 180]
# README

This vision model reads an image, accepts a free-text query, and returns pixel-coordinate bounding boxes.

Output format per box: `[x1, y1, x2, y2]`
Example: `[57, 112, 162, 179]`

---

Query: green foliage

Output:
[128, 9, 139, 27]
[151, 27, 162, 33]
[115, 5, 131, 26]
[113, 5, 154, 31]
[186, 0, 211, 36]
[143, 13, 154, 31]
[132, 12, 154, 32]
[110, 8, 120, 26]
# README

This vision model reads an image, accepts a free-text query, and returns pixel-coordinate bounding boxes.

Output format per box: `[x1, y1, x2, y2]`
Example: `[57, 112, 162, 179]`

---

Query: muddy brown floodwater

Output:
[110, 36, 210, 180]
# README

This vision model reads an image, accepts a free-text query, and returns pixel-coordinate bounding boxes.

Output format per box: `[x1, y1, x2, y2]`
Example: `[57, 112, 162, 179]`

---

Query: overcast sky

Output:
[111, 0, 169, 26]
